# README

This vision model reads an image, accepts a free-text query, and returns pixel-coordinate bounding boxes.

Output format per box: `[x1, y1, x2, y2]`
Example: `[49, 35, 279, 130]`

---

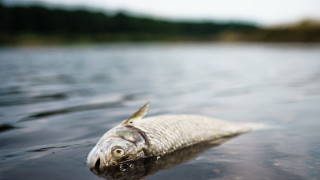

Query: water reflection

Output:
[91, 136, 237, 180]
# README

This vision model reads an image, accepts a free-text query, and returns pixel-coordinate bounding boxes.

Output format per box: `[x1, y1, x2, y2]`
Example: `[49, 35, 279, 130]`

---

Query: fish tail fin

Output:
[243, 122, 272, 131]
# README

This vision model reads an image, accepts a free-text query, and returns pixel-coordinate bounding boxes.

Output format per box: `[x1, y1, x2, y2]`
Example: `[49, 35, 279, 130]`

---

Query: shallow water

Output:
[0, 43, 320, 180]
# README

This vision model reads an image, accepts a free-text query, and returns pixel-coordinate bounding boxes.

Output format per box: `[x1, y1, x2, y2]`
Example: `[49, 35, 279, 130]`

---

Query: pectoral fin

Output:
[122, 102, 150, 125]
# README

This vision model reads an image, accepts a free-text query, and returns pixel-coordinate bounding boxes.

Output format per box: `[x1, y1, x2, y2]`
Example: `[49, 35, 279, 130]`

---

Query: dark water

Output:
[0, 43, 320, 180]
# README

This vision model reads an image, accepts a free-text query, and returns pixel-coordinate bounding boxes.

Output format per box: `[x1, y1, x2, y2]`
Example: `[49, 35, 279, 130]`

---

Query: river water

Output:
[0, 43, 319, 180]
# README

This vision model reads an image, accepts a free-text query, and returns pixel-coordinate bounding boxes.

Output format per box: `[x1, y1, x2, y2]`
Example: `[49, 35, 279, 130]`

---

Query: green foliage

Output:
[0, 4, 257, 37]
[1, 3, 319, 43]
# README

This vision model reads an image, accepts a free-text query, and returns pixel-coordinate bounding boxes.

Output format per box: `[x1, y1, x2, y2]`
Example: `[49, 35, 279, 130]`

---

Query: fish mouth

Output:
[87, 147, 106, 170]
[87, 154, 102, 170]
[94, 157, 101, 169]
[88, 153, 118, 170]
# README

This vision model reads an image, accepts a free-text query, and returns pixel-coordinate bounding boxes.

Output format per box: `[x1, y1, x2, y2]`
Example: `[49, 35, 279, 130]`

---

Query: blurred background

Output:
[0, 0, 320, 180]
[1, 0, 320, 44]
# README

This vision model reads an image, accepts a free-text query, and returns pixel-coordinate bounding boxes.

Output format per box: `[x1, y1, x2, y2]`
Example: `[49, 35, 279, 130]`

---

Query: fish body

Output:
[95, 137, 235, 179]
[87, 103, 262, 169]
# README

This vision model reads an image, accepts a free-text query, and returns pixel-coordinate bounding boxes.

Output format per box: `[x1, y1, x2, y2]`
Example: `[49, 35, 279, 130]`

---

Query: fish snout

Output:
[87, 152, 101, 169]
[87, 147, 105, 169]
[87, 148, 117, 169]
[88, 156, 118, 170]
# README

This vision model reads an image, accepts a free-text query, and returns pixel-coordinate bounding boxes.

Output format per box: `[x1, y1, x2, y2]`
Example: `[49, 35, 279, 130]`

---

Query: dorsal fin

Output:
[122, 102, 150, 125]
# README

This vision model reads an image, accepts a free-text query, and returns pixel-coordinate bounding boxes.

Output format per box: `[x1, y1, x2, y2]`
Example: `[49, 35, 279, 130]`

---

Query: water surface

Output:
[0, 43, 320, 180]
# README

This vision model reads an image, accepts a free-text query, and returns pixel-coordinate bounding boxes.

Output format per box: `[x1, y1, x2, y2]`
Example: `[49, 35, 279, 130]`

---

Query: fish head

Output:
[87, 103, 150, 170]
[87, 127, 147, 169]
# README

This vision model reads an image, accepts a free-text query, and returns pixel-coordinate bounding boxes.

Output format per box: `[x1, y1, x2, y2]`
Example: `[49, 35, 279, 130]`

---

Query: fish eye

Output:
[112, 147, 125, 157]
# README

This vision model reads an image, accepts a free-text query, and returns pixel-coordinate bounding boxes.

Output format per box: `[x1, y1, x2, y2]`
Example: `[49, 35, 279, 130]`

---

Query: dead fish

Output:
[93, 137, 236, 180]
[87, 102, 264, 169]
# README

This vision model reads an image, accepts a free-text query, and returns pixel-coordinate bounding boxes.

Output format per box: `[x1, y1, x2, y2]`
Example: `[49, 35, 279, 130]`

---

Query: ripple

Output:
[20, 101, 123, 121]
[27, 145, 71, 152]
[0, 93, 68, 107]
[0, 124, 18, 133]
[0, 138, 95, 161]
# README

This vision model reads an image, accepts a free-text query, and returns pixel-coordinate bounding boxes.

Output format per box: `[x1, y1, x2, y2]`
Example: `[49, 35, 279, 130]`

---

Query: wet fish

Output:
[93, 137, 236, 180]
[87, 103, 263, 169]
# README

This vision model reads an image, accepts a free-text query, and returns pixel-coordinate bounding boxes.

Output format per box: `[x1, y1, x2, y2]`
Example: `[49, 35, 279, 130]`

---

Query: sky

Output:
[2, 0, 320, 25]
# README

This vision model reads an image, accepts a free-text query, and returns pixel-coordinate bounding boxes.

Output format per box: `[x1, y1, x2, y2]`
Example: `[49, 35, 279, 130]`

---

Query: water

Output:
[0, 43, 320, 180]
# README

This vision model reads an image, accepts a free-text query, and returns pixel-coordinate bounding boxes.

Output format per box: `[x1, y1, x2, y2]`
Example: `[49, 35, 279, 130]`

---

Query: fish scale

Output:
[132, 115, 255, 155]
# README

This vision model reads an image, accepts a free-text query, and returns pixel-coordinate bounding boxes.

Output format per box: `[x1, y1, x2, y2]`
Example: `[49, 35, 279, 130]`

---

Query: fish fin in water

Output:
[122, 102, 150, 125]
